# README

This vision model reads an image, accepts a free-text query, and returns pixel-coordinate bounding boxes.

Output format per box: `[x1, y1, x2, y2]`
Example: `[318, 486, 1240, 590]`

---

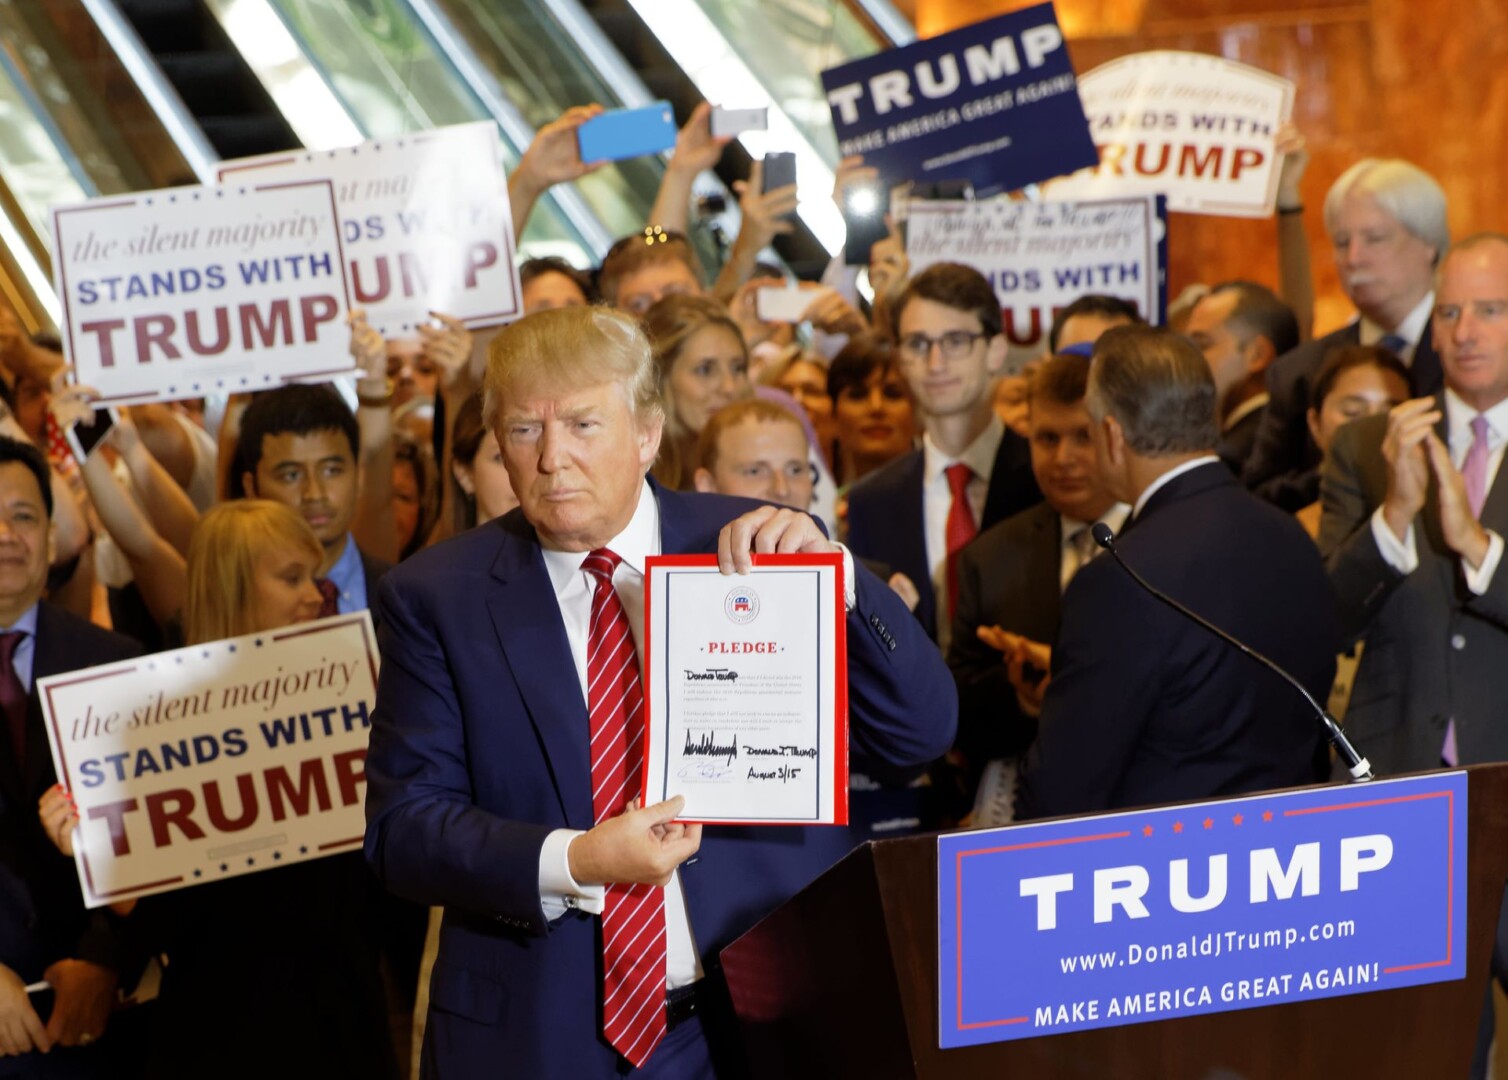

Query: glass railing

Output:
[614, 0, 901, 253]
[0, 0, 209, 329]
[201, 0, 628, 266]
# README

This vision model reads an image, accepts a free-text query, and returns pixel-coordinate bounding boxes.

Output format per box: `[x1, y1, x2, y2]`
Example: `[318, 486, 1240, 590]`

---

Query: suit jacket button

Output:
[1451, 633, 1467, 651]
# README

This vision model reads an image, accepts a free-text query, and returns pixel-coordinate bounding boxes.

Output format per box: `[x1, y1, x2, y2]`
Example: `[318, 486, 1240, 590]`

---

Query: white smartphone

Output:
[65, 406, 120, 462]
[755, 286, 811, 324]
[711, 106, 769, 139]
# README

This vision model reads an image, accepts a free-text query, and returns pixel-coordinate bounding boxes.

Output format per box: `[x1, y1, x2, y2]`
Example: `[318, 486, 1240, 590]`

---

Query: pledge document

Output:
[643, 553, 848, 825]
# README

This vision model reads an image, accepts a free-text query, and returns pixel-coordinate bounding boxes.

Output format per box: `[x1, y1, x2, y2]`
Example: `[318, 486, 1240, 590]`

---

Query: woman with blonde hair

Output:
[42, 499, 399, 1080]
[642, 293, 752, 489]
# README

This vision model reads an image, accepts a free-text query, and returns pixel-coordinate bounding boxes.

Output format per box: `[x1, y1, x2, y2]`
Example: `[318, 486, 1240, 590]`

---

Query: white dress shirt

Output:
[923, 416, 1005, 651]
[1359, 291, 1435, 365]
[534, 482, 703, 989]
[1370, 388, 1508, 591]
[1131, 456, 1224, 521]
[1059, 504, 1131, 592]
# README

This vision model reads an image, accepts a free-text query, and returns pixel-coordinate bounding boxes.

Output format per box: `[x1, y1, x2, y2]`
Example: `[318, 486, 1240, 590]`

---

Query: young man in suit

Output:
[845, 263, 1041, 647]
[947, 354, 1128, 823]
[1017, 326, 1339, 819]
[1184, 281, 1300, 475]
[363, 306, 955, 1078]
[1321, 231, 1508, 1079]
[0, 435, 141, 1075]
[1244, 158, 1450, 509]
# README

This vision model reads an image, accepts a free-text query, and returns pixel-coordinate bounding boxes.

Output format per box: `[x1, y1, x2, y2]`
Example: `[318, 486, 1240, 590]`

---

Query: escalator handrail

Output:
[76, 0, 222, 183]
[402, 0, 618, 258]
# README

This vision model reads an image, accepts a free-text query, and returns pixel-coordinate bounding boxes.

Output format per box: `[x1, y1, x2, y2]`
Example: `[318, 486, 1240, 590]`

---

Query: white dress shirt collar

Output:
[541, 480, 660, 598]
[1359, 290, 1435, 361]
[1443, 387, 1508, 458]
[922, 415, 1005, 488]
[1132, 456, 1224, 520]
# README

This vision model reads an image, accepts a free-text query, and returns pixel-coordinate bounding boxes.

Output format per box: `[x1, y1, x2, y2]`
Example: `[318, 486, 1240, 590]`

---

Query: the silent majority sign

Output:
[51, 178, 353, 405]
[218, 122, 523, 337]
[41, 613, 379, 909]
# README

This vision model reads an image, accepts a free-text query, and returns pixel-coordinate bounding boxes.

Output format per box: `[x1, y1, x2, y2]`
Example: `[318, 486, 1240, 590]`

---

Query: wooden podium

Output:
[720, 765, 1508, 1078]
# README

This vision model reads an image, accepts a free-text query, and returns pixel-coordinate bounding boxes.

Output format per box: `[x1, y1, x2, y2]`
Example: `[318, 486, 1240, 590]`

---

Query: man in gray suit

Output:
[1321, 232, 1508, 773]
[1320, 233, 1508, 1078]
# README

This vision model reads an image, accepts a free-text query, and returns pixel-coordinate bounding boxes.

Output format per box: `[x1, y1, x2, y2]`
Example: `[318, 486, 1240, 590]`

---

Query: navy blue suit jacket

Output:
[1018, 463, 1340, 818]
[363, 483, 956, 1078]
[844, 427, 1041, 639]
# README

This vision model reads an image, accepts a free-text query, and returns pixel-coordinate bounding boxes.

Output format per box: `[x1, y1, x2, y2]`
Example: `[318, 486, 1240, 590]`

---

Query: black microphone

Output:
[1090, 523, 1373, 783]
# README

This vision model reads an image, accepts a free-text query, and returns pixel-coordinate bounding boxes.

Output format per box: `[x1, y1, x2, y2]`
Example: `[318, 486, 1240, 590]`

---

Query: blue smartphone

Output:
[577, 102, 677, 163]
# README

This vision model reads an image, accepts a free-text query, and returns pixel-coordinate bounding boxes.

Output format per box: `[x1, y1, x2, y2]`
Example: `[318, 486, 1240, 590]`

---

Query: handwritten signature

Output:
[677, 762, 732, 781]
[684, 668, 739, 682]
[683, 730, 738, 764]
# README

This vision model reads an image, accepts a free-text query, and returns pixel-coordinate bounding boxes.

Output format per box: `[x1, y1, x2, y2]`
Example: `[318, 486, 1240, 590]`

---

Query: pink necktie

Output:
[1442, 416, 1492, 767]
[581, 549, 666, 1067]
[1464, 415, 1492, 520]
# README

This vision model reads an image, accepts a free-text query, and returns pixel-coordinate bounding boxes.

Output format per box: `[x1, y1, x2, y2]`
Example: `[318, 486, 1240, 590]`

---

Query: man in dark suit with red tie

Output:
[1244, 157, 1449, 509]
[845, 263, 1041, 647]
[0, 435, 142, 1076]
[363, 307, 956, 1077]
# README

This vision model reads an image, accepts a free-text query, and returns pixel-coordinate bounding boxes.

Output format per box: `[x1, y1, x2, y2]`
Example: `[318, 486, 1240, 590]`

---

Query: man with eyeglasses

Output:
[846, 262, 1041, 647]
[692, 399, 815, 510]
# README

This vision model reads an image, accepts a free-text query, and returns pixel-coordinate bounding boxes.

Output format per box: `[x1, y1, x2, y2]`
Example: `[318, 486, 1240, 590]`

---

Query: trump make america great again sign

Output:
[938, 773, 1466, 1047]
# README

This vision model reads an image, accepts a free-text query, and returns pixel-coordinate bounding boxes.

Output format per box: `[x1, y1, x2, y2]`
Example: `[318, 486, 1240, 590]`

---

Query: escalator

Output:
[112, 0, 300, 160]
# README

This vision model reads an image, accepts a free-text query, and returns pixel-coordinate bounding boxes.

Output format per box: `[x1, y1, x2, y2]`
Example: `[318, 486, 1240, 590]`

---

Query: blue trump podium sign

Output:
[938, 773, 1467, 1048]
[820, 4, 1098, 196]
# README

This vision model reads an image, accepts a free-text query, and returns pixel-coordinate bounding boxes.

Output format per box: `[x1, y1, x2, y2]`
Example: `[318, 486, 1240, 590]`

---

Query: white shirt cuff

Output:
[1464, 530, 1505, 594]
[1369, 505, 1418, 575]
[836, 542, 857, 612]
[538, 828, 604, 921]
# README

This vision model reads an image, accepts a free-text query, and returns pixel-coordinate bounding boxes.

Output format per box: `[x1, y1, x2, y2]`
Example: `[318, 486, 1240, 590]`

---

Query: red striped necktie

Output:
[581, 548, 666, 1067]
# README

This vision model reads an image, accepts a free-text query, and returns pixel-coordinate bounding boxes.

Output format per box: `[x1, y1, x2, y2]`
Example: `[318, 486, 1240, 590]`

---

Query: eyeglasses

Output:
[897, 331, 987, 363]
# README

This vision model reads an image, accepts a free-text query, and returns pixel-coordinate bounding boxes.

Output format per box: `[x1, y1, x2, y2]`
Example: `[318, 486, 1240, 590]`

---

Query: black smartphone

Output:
[65, 407, 119, 461]
[842, 176, 890, 266]
[761, 152, 796, 194]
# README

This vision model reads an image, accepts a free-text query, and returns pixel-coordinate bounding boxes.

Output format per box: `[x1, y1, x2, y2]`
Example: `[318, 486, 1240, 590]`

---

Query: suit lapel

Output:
[1026, 507, 1065, 644]
[1412, 329, 1444, 397]
[485, 527, 594, 830]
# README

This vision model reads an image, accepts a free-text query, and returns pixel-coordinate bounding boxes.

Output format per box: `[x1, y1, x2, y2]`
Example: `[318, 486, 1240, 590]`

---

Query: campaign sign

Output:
[938, 773, 1467, 1048]
[41, 614, 379, 909]
[219, 122, 522, 336]
[1046, 51, 1294, 218]
[52, 180, 352, 405]
[905, 194, 1166, 361]
[820, 5, 1098, 197]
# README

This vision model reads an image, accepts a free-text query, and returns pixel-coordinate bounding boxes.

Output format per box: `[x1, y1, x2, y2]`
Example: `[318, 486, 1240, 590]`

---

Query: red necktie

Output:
[944, 462, 978, 618]
[581, 549, 666, 1067]
[315, 578, 340, 618]
[0, 632, 27, 767]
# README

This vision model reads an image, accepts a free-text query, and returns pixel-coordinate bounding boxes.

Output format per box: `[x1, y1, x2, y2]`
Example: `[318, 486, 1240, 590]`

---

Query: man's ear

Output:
[241, 471, 258, 498]
[637, 414, 665, 471]
[692, 468, 717, 494]
[1246, 334, 1277, 377]
[1102, 413, 1127, 467]
[46, 520, 56, 567]
[985, 334, 1008, 377]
